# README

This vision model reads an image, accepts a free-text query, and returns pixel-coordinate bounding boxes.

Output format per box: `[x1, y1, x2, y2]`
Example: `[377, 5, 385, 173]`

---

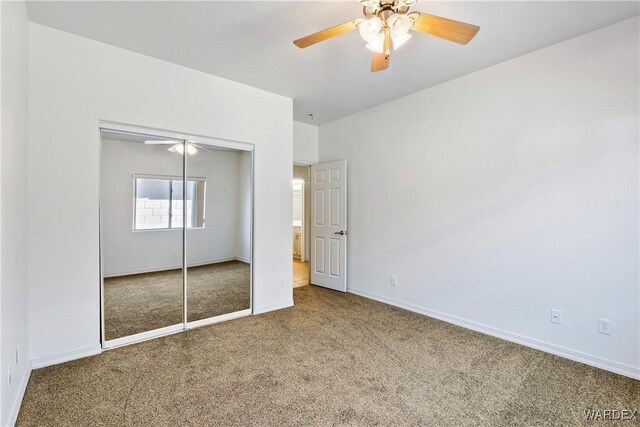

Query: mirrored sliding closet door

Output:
[100, 126, 253, 348]
[186, 146, 252, 325]
[100, 130, 185, 345]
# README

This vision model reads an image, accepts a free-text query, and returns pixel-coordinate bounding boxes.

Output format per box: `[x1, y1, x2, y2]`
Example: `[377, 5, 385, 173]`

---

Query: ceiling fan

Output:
[293, 0, 480, 72]
[144, 140, 215, 155]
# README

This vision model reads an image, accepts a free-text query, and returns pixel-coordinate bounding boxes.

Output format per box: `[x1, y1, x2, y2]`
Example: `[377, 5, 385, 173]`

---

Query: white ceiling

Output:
[27, 1, 639, 124]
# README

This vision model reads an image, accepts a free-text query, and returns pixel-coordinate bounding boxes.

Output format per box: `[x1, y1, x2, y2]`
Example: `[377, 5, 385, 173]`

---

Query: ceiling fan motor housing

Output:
[362, 0, 414, 19]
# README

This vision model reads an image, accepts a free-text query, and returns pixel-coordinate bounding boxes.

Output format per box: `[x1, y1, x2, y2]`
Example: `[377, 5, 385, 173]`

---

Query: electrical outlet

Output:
[598, 318, 611, 335]
[6, 364, 11, 388]
[551, 309, 562, 324]
[390, 276, 398, 286]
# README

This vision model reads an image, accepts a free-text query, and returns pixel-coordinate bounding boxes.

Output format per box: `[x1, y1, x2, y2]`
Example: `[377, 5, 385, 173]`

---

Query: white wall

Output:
[293, 121, 318, 165]
[1, 1, 31, 425]
[319, 17, 639, 378]
[29, 24, 293, 365]
[101, 139, 249, 276]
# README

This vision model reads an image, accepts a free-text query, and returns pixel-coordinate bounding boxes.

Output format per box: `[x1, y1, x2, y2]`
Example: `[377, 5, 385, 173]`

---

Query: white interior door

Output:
[310, 160, 347, 291]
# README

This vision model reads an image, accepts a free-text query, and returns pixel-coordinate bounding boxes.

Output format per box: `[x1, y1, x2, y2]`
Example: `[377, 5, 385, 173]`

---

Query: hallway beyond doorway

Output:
[293, 259, 309, 288]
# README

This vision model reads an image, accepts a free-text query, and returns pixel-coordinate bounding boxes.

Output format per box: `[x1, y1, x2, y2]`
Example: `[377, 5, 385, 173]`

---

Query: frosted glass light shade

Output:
[365, 32, 385, 53]
[169, 143, 197, 155]
[358, 16, 383, 42]
[392, 32, 412, 49]
[387, 13, 412, 38]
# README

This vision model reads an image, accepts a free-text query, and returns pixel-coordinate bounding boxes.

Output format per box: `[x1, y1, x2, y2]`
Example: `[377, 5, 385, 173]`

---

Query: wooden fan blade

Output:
[410, 12, 479, 45]
[371, 53, 388, 72]
[192, 143, 215, 153]
[294, 21, 358, 48]
[371, 29, 391, 72]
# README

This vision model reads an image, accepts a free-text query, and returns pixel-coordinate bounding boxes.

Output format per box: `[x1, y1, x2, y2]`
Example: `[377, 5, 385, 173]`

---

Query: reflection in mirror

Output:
[101, 130, 184, 341]
[187, 147, 251, 322]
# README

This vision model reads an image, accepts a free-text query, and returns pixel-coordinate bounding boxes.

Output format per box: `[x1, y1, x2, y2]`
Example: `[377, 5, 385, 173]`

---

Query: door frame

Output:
[292, 178, 304, 260]
[293, 162, 313, 276]
[98, 120, 254, 349]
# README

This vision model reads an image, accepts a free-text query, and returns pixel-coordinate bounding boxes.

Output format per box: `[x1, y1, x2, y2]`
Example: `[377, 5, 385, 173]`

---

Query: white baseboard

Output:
[103, 325, 183, 350]
[30, 345, 102, 370]
[5, 362, 31, 427]
[348, 287, 640, 380]
[104, 257, 241, 278]
[253, 299, 294, 315]
[236, 257, 250, 264]
[187, 309, 252, 329]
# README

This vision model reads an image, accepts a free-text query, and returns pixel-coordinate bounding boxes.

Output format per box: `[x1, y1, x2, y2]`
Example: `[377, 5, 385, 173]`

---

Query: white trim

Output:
[98, 122, 106, 358]
[253, 299, 294, 315]
[236, 257, 251, 264]
[6, 363, 31, 427]
[293, 163, 312, 262]
[348, 287, 640, 380]
[183, 135, 189, 329]
[99, 120, 255, 152]
[187, 309, 251, 329]
[249, 150, 255, 317]
[301, 179, 306, 262]
[31, 345, 102, 369]
[103, 324, 183, 350]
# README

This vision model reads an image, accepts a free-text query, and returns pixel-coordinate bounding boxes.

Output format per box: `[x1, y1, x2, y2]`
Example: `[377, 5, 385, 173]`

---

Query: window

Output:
[134, 175, 206, 230]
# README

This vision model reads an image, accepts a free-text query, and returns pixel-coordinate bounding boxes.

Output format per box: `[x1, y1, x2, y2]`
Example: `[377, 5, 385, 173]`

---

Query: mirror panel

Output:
[186, 145, 251, 322]
[101, 130, 184, 341]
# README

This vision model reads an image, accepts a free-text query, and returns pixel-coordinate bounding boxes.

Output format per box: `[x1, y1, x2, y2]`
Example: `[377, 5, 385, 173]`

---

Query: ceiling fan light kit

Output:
[145, 140, 214, 155]
[168, 143, 198, 155]
[293, 0, 480, 72]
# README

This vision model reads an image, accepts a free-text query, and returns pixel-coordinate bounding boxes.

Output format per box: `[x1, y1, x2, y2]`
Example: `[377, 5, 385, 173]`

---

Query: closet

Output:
[99, 125, 252, 347]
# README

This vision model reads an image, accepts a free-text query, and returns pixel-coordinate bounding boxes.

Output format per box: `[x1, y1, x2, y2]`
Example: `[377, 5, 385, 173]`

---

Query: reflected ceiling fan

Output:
[293, 0, 480, 72]
[144, 140, 215, 155]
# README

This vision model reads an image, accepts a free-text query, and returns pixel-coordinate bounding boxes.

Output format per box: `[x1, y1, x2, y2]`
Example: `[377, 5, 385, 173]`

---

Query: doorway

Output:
[293, 164, 310, 287]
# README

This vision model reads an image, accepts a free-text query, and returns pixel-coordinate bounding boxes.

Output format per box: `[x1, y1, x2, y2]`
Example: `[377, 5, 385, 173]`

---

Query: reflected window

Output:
[134, 176, 206, 230]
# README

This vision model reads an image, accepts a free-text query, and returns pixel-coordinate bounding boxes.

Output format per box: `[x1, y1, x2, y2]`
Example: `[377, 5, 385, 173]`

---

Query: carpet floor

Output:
[18, 286, 639, 426]
[104, 261, 250, 340]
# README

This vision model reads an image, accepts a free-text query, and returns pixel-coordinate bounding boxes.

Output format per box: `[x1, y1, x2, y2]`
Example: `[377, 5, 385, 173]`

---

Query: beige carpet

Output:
[18, 286, 639, 426]
[104, 261, 250, 340]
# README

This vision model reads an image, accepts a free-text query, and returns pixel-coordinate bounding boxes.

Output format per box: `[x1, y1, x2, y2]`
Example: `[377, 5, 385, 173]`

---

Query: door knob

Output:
[334, 230, 347, 236]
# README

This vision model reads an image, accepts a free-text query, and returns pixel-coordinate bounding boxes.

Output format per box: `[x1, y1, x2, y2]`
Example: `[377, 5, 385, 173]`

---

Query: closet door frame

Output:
[99, 121, 254, 349]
